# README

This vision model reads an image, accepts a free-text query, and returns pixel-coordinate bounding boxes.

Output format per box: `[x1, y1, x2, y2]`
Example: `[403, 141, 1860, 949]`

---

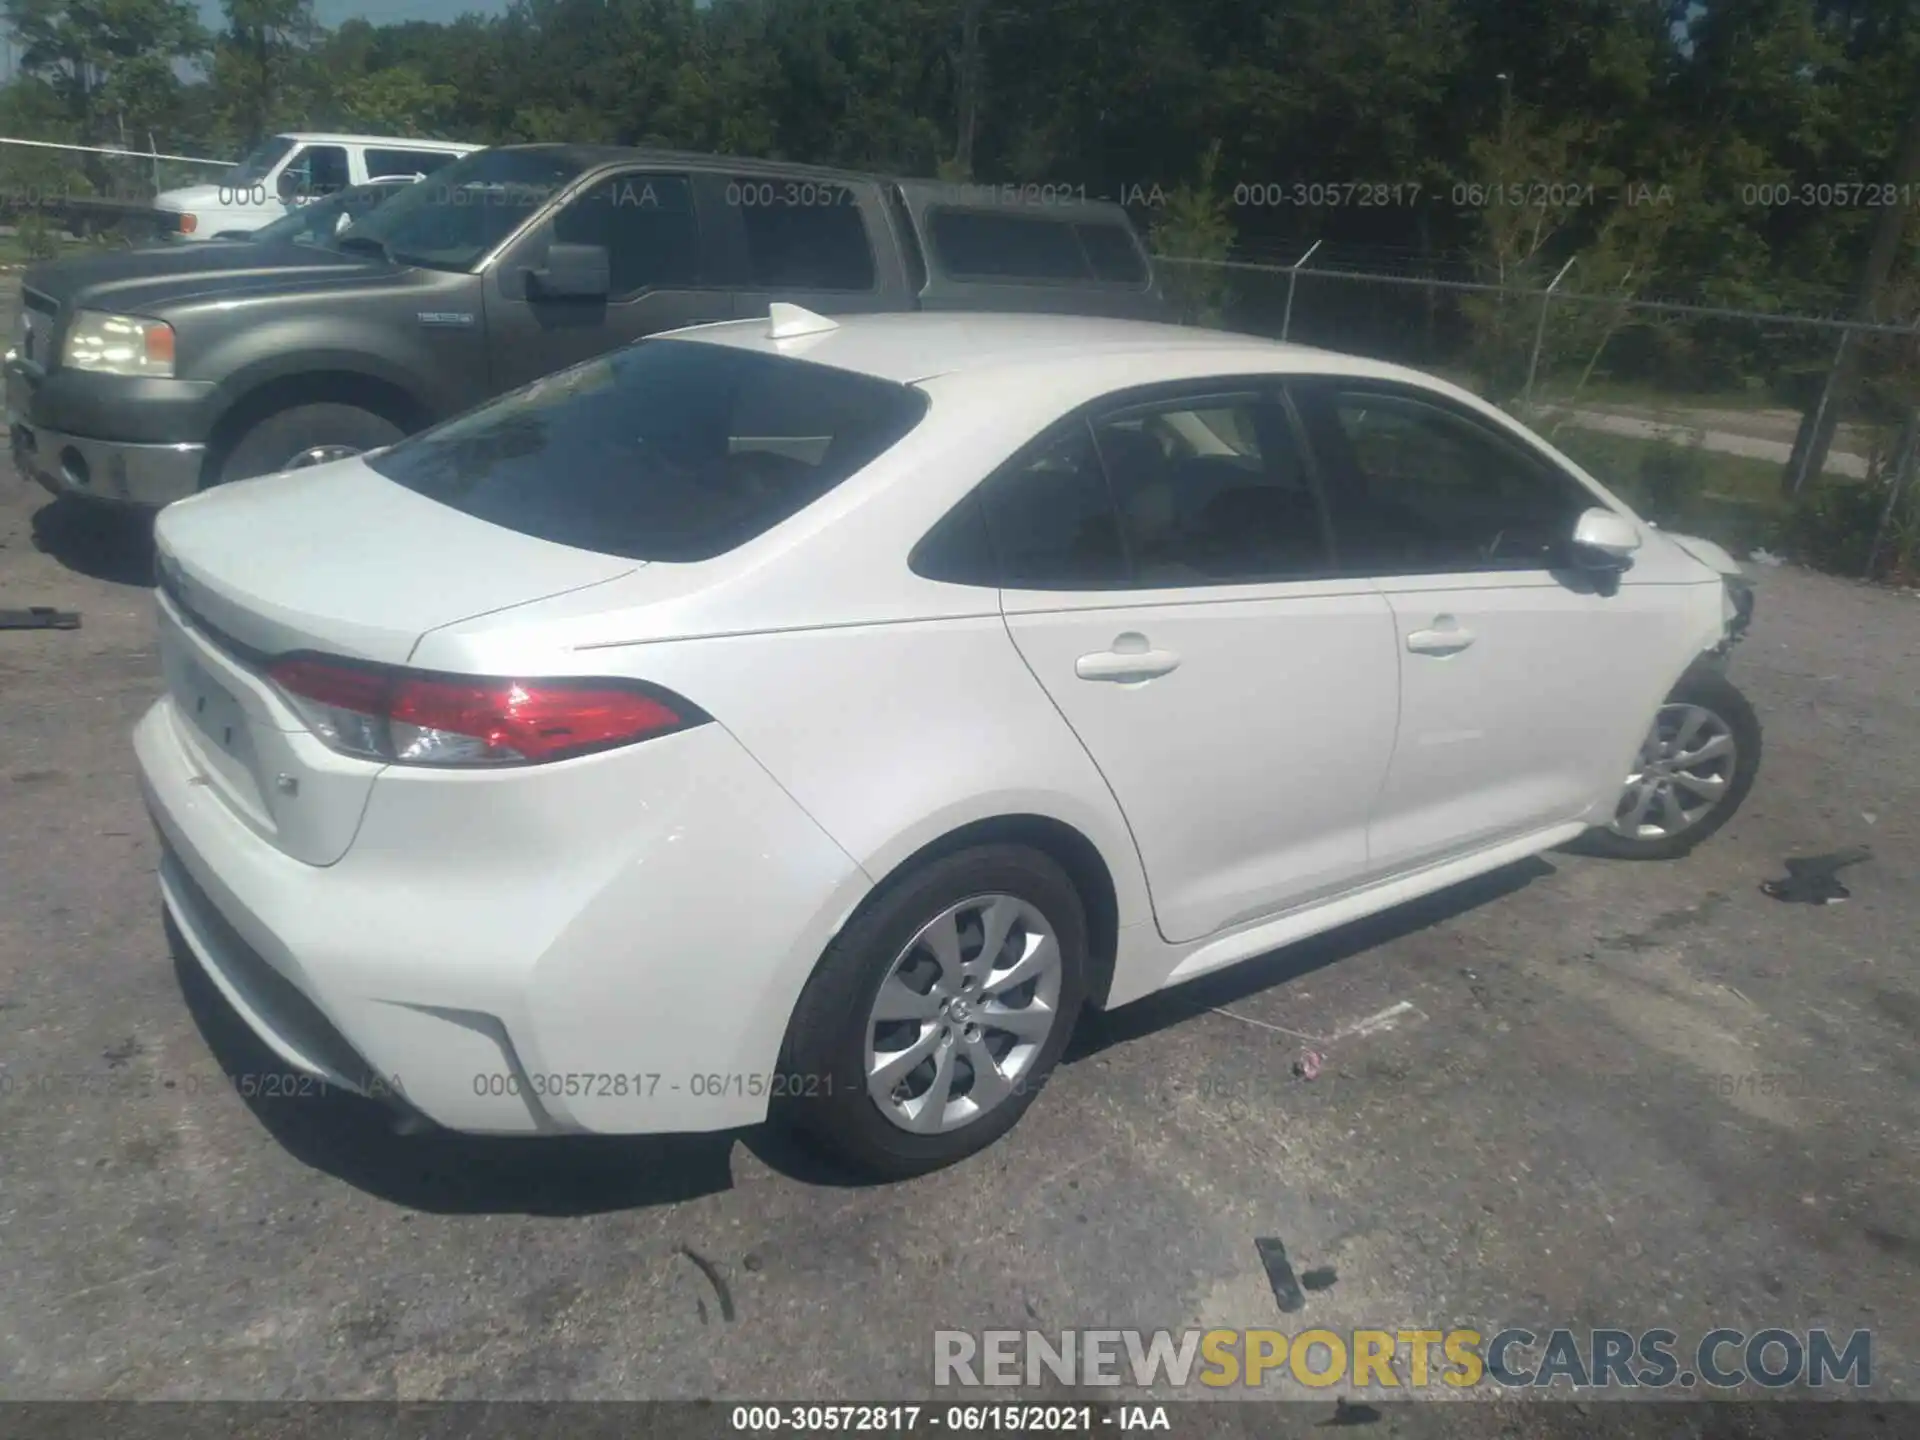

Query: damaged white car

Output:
[137, 310, 1762, 1177]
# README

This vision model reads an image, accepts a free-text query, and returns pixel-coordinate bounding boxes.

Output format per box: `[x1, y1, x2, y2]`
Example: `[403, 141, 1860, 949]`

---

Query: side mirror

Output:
[1570, 506, 1642, 567]
[526, 243, 611, 300]
[275, 169, 302, 204]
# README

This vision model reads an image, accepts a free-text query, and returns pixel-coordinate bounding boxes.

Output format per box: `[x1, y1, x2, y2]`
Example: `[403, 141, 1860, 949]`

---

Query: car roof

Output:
[277, 133, 478, 150]
[664, 311, 1431, 389]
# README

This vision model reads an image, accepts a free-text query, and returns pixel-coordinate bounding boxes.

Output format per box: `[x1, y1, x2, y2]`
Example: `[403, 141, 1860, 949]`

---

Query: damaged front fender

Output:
[1661, 529, 1754, 662]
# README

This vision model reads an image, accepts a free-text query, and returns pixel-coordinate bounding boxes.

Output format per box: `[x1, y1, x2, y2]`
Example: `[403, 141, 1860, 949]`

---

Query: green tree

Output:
[2, 0, 204, 189]
[213, 0, 323, 149]
[332, 65, 458, 136]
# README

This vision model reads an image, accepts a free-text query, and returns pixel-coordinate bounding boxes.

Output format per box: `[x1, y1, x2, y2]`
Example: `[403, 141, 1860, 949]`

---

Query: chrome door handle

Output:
[1405, 623, 1476, 655]
[1076, 647, 1181, 683]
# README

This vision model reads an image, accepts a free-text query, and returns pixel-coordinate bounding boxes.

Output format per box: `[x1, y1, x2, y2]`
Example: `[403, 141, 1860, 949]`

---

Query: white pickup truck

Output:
[154, 132, 479, 240]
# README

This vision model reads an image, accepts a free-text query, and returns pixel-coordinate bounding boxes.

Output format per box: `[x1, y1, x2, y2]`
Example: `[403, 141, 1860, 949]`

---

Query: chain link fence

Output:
[1158, 254, 1920, 584]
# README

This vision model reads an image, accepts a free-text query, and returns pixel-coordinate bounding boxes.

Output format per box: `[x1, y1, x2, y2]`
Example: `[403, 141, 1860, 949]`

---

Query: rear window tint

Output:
[730, 176, 876, 290]
[928, 207, 1090, 280]
[369, 340, 929, 561]
[1075, 221, 1148, 284]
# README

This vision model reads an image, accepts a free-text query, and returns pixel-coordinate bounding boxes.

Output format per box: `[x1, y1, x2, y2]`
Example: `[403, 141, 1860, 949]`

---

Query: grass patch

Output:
[1543, 427, 1795, 554]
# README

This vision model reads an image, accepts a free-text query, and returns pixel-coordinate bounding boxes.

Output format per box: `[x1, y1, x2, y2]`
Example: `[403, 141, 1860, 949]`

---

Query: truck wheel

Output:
[214, 404, 404, 486]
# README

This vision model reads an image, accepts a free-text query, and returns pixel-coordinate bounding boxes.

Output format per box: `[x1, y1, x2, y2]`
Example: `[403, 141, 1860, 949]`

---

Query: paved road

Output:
[1, 392, 1917, 1422]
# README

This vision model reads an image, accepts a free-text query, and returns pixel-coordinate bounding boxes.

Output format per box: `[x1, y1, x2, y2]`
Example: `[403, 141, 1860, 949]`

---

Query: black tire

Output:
[775, 844, 1089, 1180]
[214, 403, 404, 486]
[1573, 665, 1762, 860]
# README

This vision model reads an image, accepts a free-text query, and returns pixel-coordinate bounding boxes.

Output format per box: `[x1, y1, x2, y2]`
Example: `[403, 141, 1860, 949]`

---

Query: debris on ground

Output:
[1761, 847, 1871, 905]
[1301, 1265, 1338, 1292]
[1327, 1397, 1384, 1427]
[0, 606, 81, 630]
[1254, 1236, 1307, 1314]
[1293, 1049, 1324, 1080]
[676, 1243, 736, 1323]
[1748, 547, 1785, 567]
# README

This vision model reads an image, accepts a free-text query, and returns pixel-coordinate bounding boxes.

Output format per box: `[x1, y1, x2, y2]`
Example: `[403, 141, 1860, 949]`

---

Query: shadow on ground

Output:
[171, 856, 1557, 1213]
[31, 497, 156, 587]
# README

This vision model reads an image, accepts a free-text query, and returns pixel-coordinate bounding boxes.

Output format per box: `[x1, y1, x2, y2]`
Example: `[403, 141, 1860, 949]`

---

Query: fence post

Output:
[1280, 239, 1322, 343]
[1866, 405, 1920, 580]
[1788, 329, 1853, 499]
[1522, 256, 1577, 419]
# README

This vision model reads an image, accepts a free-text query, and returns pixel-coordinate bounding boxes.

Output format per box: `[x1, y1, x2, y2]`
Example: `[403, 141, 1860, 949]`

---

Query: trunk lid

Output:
[151, 460, 639, 864]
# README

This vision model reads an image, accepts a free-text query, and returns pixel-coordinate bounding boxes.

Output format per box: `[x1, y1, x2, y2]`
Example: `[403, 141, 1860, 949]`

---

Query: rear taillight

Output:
[266, 655, 705, 767]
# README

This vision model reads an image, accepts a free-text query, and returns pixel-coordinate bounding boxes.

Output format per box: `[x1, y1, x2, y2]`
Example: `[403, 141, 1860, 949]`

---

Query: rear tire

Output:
[1574, 665, 1761, 860]
[775, 844, 1088, 1180]
[214, 403, 404, 486]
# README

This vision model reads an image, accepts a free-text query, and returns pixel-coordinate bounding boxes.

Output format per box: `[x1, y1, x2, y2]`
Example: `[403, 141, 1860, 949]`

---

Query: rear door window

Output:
[980, 422, 1129, 587]
[728, 176, 876, 290]
[368, 339, 929, 561]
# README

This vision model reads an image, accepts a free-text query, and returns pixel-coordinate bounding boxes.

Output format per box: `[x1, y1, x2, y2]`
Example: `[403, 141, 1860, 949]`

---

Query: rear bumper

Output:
[135, 698, 872, 1136]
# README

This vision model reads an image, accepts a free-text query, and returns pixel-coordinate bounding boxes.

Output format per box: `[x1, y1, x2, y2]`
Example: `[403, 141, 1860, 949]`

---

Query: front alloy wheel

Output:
[1576, 665, 1761, 860]
[1610, 702, 1739, 842]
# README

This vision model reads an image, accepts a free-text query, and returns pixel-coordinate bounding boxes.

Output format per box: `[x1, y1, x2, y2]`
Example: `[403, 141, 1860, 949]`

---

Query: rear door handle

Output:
[1405, 622, 1476, 655]
[1076, 646, 1181, 683]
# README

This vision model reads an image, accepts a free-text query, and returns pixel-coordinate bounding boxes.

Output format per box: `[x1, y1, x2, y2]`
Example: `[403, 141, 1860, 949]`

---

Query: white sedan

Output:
[135, 308, 1760, 1177]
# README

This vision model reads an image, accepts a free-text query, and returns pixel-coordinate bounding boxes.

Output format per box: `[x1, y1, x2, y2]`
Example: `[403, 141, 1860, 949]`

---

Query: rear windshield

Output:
[369, 340, 930, 561]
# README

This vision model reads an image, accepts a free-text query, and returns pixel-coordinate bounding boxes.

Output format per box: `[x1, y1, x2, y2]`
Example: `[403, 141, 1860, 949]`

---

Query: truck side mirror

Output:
[527, 243, 611, 300]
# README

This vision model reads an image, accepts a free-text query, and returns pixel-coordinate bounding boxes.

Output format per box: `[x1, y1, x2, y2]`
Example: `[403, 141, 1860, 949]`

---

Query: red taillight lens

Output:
[266, 655, 703, 766]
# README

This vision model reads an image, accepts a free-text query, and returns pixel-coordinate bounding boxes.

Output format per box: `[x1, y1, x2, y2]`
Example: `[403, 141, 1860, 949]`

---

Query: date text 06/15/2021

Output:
[727, 1406, 1170, 1433]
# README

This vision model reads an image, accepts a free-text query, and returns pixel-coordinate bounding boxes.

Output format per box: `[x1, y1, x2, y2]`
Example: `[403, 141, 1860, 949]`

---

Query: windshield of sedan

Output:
[368, 339, 930, 560]
[227, 135, 297, 187]
[336, 148, 586, 271]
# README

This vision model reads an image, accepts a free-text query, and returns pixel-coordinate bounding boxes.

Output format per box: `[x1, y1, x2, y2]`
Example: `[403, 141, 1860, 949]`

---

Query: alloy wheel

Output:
[864, 893, 1064, 1135]
[1609, 702, 1740, 841]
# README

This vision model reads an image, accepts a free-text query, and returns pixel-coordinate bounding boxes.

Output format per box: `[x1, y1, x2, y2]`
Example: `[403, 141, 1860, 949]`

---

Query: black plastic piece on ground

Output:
[0, 606, 81, 630]
[1761, 847, 1871, 904]
[1254, 1236, 1307, 1313]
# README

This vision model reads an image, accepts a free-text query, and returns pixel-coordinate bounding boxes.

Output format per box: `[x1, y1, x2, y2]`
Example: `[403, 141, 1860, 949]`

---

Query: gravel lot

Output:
[1, 293, 1916, 1425]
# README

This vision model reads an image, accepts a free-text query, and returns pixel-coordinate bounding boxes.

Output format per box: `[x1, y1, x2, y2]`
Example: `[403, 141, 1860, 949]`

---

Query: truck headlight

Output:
[61, 310, 176, 378]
